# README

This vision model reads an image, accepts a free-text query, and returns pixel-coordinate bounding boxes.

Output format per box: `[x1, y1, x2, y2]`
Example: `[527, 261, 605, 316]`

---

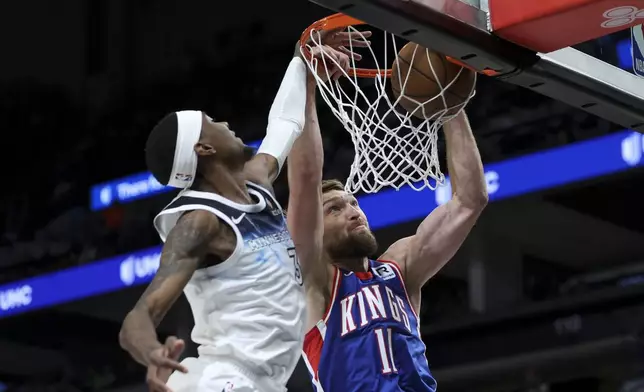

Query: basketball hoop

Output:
[299, 13, 477, 194]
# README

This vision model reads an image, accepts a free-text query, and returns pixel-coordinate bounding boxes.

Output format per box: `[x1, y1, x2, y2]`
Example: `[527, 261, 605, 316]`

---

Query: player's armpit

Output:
[380, 197, 483, 291]
[119, 210, 220, 366]
[244, 153, 280, 186]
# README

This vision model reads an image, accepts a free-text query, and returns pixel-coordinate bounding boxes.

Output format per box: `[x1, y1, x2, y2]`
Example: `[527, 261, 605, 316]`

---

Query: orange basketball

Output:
[391, 43, 476, 119]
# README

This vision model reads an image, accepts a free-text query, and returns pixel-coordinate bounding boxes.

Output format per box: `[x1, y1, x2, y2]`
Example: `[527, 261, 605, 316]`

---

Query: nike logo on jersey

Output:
[231, 213, 246, 224]
[340, 285, 411, 336]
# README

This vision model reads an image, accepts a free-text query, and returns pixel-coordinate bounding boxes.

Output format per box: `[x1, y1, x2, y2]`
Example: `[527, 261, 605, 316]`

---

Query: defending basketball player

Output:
[118, 37, 360, 392]
[291, 45, 488, 391]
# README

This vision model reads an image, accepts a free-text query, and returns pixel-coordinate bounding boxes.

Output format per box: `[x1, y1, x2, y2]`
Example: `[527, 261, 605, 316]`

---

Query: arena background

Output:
[0, 0, 643, 391]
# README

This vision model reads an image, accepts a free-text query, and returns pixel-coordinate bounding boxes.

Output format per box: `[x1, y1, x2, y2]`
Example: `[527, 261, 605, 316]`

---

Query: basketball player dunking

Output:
[290, 47, 488, 392]
[118, 40, 357, 392]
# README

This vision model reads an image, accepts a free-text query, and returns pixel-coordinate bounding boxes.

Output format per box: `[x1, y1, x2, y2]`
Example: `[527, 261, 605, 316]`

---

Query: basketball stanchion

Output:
[300, 13, 477, 194]
[632, 24, 644, 78]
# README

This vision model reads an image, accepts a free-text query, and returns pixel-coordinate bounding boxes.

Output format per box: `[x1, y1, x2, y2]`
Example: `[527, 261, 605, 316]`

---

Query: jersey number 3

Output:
[374, 328, 397, 374]
[287, 247, 303, 286]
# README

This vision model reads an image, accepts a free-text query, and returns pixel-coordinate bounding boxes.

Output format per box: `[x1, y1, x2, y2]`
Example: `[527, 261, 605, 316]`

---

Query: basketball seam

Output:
[391, 80, 468, 107]
[393, 55, 470, 103]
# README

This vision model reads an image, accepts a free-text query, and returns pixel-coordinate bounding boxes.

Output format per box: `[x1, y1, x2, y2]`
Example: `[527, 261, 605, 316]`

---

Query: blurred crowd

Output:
[0, 45, 618, 299]
[0, 42, 359, 286]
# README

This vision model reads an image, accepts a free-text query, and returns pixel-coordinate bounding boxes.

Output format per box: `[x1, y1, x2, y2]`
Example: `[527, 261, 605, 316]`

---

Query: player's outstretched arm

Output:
[244, 46, 308, 188]
[286, 74, 326, 286]
[381, 111, 487, 292]
[245, 34, 367, 189]
[119, 210, 219, 371]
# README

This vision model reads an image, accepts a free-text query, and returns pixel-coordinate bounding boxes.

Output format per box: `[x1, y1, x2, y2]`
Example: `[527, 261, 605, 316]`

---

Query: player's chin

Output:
[349, 231, 378, 253]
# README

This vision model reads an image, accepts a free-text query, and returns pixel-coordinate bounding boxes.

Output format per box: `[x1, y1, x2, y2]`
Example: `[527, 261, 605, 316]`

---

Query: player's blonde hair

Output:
[283, 180, 344, 218]
[321, 179, 344, 194]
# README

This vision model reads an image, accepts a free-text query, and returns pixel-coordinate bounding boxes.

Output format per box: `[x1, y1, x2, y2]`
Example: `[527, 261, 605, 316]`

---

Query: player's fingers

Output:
[164, 336, 184, 354]
[154, 357, 188, 373]
[149, 351, 179, 369]
[148, 378, 172, 392]
[146, 367, 170, 392]
[338, 53, 351, 74]
[338, 46, 362, 61]
[325, 47, 349, 80]
[331, 55, 348, 80]
[319, 45, 340, 65]
[311, 46, 335, 63]
[168, 340, 185, 360]
[338, 31, 371, 47]
[156, 366, 175, 385]
[164, 336, 178, 347]
[309, 27, 342, 45]
[307, 28, 324, 43]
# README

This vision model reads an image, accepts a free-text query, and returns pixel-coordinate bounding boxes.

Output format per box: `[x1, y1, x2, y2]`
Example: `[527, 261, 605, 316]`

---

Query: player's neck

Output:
[197, 165, 252, 204]
[328, 255, 370, 273]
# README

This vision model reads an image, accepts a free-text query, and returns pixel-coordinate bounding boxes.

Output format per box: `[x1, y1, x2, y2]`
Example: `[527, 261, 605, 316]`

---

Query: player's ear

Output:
[194, 142, 216, 157]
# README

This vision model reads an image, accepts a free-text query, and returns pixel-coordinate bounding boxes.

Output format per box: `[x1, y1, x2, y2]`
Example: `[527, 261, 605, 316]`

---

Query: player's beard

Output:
[327, 228, 379, 259]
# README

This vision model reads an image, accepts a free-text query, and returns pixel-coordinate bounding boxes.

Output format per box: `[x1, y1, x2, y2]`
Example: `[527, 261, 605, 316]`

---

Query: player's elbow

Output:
[118, 327, 130, 351]
[454, 191, 488, 212]
[472, 191, 489, 209]
[118, 313, 135, 350]
[288, 159, 323, 186]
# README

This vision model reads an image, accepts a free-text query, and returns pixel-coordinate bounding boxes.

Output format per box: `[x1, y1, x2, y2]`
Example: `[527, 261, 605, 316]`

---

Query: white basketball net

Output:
[301, 27, 476, 194]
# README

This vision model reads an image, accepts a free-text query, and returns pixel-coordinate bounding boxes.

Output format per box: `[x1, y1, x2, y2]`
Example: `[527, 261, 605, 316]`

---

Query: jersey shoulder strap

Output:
[245, 181, 284, 214]
[153, 190, 254, 242]
[164, 190, 246, 219]
[371, 259, 402, 282]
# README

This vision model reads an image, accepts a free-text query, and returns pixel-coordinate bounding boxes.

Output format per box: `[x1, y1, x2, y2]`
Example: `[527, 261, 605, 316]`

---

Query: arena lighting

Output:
[90, 129, 641, 211]
[1, 130, 642, 318]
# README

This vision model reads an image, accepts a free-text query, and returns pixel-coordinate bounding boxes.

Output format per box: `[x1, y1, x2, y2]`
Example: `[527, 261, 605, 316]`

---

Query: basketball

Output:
[391, 42, 476, 119]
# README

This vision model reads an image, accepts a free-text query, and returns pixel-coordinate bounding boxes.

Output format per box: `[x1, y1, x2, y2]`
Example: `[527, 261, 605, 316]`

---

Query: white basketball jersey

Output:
[153, 182, 306, 388]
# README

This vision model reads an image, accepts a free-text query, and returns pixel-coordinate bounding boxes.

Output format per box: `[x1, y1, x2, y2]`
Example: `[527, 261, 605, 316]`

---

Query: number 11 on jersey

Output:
[374, 328, 397, 374]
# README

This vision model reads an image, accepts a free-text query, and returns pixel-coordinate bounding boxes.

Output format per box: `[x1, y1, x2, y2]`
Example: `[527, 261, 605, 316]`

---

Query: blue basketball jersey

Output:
[303, 260, 437, 392]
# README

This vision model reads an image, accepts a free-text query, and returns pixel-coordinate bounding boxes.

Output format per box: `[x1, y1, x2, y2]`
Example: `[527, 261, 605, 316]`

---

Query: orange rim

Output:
[300, 13, 498, 78]
[300, 13, 390, 78]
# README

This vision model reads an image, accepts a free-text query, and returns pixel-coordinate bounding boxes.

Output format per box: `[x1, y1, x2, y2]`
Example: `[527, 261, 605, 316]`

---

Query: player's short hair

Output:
[283, 179, 345, 217]
[145, 112, 179, 185]
[322, 179, 345, 194]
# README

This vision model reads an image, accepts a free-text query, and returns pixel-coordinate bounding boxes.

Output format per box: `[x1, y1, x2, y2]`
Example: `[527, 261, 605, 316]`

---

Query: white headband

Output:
[167, 110, 203, 188]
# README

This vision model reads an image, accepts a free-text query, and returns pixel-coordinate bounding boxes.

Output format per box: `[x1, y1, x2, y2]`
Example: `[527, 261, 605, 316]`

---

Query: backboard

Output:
[308, 0, 644, 132]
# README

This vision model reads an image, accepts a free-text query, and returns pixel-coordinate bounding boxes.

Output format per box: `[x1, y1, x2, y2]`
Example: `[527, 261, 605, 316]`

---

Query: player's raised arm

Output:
[381, 111, 488, 291]
[286, 46, 350, 277]
[244, 46, 308, 187]
[245, 32, 370, 188]
[286, 73, 326, 285]
[119, 210, 219, 389]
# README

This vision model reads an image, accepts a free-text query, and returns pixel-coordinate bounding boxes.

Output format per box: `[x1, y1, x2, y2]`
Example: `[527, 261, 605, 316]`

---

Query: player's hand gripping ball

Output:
[391, 42, 476, 119]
